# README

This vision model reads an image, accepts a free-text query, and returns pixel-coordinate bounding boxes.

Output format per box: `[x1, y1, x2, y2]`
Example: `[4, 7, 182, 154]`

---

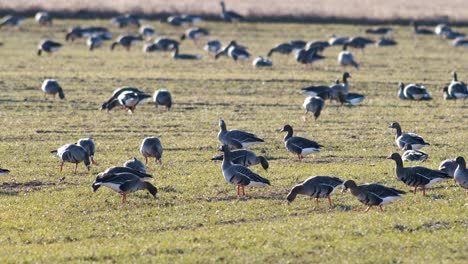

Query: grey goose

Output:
[387, 153, 450, 196]
[41, 79, 65, 100]
[338, 44, 359, 69]
[442, 30, 465, 40]
[139, 25, 156, 37]
[101, 166, 152, 180]
[305, 41, 330, 52]
[220, 1, 243, 22]
[153, 89, 172, 110]
[154, 37, 179, 51]
[329, 72, 352, 103]
[328, 35, 349, 46]
[111, 90, 151, 113]
[100, 87, 146, 111]
[172, 46, 202, 60]
[92, 172, 157, 203]
[140, 137, 163, 164]
[218, 119, 264, 149]
[434, 24, 451, 35]
[412, 22, 434, 35]
[164, 15, 195, 27]
[66, 26, 111, 42]
[204, 40, 222, 53]
[180, 28, 209, 43]
[211, 148, 269, 171]
[124, 158, 147, 173]
[51, 144, 91, 173]
[77, 138, 97, 165]
[220, 145, 270, 197]
[454, 157, 468, 190]
[110, 35, 143, 51]
[287, 176, 343, 205]
[280, 125, 323, 161]
[267, 42, 295, 57]
[35, 12, 52, 26]
[343, 180, 405, 212]
[376, 37, 397, 47]
[345, 36, 375, 49]
[439, 159, 457, 177]
[215, 41, 250, 61]
[295, 47, 325, 68]
[0, 15, 23, 29]
[388, 122, 430, 150]
[344, 93, 365, 105]
[398, 82, 432, 100]
[448, 72, 468, 99]
[110, 14, 140, 28]
[87, 36, 103, 51]
[303, 95, 326, 121]
[38, 40, 62, 56]
[252, 56, 272, 67]
[0, 168, 10, 176]
[402, 144, 428, 162]
[365, 27, 394, 35]
[452, 37, 468, 47]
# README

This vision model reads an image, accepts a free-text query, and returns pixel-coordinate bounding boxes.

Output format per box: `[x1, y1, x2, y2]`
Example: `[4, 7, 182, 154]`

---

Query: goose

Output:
[110, 14, 140, 28]
[65, 26, 111, 42]
[434, 24, 451, 35]
[143, 43, 160, 53]
[442, 87, 456, 100]
[412, 22, 434, 35]
[267, 42, 295, 57]
[452, 37, 468, 47]
[110, 35, 143, 51]
[295, 47, 325, 68]
[215, 41, 250, 61]
[92, 172, 157, 203]
[123, 158, 147, 173]
[0, 15, 22, 29]
[301, 82, 332, 97]
[290, 40, 307, 50]
[376, 37, 397, 47]
[87, 36, 103, 51]
[37, 40, 62, 56]
[140, 137, 163, 165]
[329, 72, 352, 103]
[0, 168, 10, 176]
[454, 157, 468, 190]
[35, 12, 52, 26]
[448, 72, 468, 99]
[439, 159, 457, 178]
[218, 119, 264, 149]
[287, 176, 343, 205]
[303, 95, 325, 121]
[338, 44, 359, 69]
[344, 93, 365, 105]
[139, 25, 156, 37]
[153, 89, 172, 110]
[165, 15, 191, 27]
[204, 40, 222, 53]
[41, 79, 65, 100]
[365, 27, 394, 35]
[343, 180, 405, 212]
[180, 28, 209, 43]
[220, 1, 243, 22]
[77, 138, 97, 165]
[100, 87, 146, 111]
[387, 153, 451, 195]
[220, 145, 270, 197]
[305, 41, 330, 52]
[388, 122, 430, 150]
[442, 30, 465, 40]
[154, 37, 179, 51]
[102, 166, 152, 180]
[115, 90, 152, 113]
[280, 124, 322, 161]
[398, 82, 432, 100]
[172, 46, 202, 60]
[211, 148, 269, 171]
[402, 144, 428, 162]
[328, 35, 349, 46]
[346, 36, 375, 49]
[180, 14, 203, 24]
[252, 56, 272, 67]
[51, 144, 91, 173]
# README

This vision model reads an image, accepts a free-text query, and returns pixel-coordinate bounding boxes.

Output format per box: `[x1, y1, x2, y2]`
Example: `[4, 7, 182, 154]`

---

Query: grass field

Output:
[0, 18, 467, 263]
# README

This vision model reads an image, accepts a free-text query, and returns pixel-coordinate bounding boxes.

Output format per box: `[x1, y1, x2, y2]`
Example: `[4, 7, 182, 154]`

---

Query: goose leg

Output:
[302, 111, 308, 121]
[315, 198, 319, 206]
[379, 205, 384, 212]
[145, 156, 148, 165]
[242, 186, 245, 196]
[60, 161, 64, 172]
[236, 185, 240, 197]
[413, 186, 418, 195]
[364, 206, 371, 212]
[74, 163, 78, 174]
[122, 193, 127, 203]
[422, 187, 426, 196]
[328, 196, 332, 206]
[297, 154, 302, 161]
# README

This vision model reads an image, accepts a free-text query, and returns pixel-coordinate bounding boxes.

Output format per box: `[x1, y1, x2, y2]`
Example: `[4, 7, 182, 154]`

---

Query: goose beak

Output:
[91, 158, 98, 165]
[386, 155, 392, 159]
[279, 128, 284, 133]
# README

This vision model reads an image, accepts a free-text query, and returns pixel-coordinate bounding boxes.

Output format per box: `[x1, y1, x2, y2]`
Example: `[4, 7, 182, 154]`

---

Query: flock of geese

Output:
[0, 3, 467, 211]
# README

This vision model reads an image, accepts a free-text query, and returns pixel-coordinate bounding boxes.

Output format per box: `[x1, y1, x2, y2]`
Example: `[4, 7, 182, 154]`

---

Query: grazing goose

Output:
[412, 22, 434, 35]
[220, 1, 243, 22]
[388, 122, 430, 150]
[344, 93, 365, 105]
[330, 72, 352, 103]
[154, 37, 179, 51]
[303, 95, 325, 121]
[115, 90, 152, 113]
[290, 40, 307, 50]
[77, 138, 97, 165]
[252, 56, 272, 67]
[365, 27, 394, 35]
[140, 137, 163, 165]
[305, 41, 330, 52]
[37, 40, 62, 56]
[220, 145, 270, 197]
[41, 79, 65, 100]
[110, 35, 143, 51]
[143, 43, 160, 53]
[100, 87, 146, 111]
[402, 144, 428, 162]
[448, 72, 468, 99]
[454, 157, 468, 190]
[398, 82, 432, 100]
[442, 30, 465, 40]
[218, 119, 264, 149]
[287, 176, 343, 205]
[35, 12, 52, 26]
[153, 89, 172, 110]
[452, 37, 468, 47]
[102, 166, 152, 180]
[376, 37, 397, 46]
[435, 24, 451, 35]
[172, 46, 202, 60]
[338, 44, 359, 69]
[0, 168, 10, 176]
[111, 14, 140, 28]
[124, 158, 147, 173]
[165, 16, 190, 27]
[328, 35, 349, 46]
[51, 144, 91, 173]
[343, 180, 405, 212]
[267, 42, 295, 57]
[280, 125, 322, 161]
[346, 36, 375, 49]
[387, 153, 450, 195]
[92, 172, 157, 203]
[65, 26, 111, 42]
[439, 159, 457, 177]
[211, 149, 269, 171]
[0, 15, 22, 29]
[139, 25, 156, 37]
[180, 28, 209, 43]
[295, 47, 325, 68]
[215, 41, 250, 61]
[87, 36, 103, 51]
[204, 40, 222, 53]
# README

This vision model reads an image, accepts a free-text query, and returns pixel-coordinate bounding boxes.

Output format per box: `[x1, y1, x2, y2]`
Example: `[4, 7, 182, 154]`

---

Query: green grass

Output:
[0, 18, 467, 263]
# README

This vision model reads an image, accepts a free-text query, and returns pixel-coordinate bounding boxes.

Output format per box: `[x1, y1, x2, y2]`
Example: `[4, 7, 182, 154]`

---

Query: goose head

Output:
[456, 156, 466, 168]
[386, 152, 402, 162]
[399, 82, 405, 90]
[219, 119, 227, 131]
[388, 122, 401, 129]
[342, 72, 351, 82]
[145, 182, 158, 198]
[342, 180, 358, 192]
[452, 71, 458, 82]
[279, 124, 293, 133]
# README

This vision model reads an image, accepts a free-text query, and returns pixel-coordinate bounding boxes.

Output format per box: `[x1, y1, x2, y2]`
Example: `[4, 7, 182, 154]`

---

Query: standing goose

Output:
[65, 26, 111, 42]
[41, 79, 65, 100]
[123, 158, 147, 173]
[287, 176, 343, 205]
[301, 82, 332, 97]
[115, 90, 152, 113]
[386, 153, 451, 196]
[442, 87, 456, 100]
[92, 172, 157, 203]
[448, 72, 468, 99]
[330, 72, 352, 103]
[180, 28, 209, 43]
[220, 1, 243, 22]
[211, 149, 269, 171]
[100, 87, 145, 111]
[218, 119, 264, 149]
[140, 137, 163, 165]
[51, 144, 91, 173]
[388, 122, 430, 150]
[303, 95, 325, 121]
[101, 166, 152, 180]
[280, 125, 323, 161]
[412, 22, 434, 35]
[77, 138, 97, 165]
[0, 15, 22, 29]
[252, 56, 272, 67]
[153, 89, 172, 110]
[454, 157, 468, 190]
[172, 46, 202, 60]
[338, 44, 359, 69]
[110, 35, 143, 51]
[220, 145, 270, 197]
[37, 40, 62, 56]
[204, 40, 222, 53]
[87, 36, 103, 51]
[0, 168, 10, 176]
[402, 144, 428, 162]
[343, 180, 405, 212]
[35, 12, 52, 26]
[439, 159, 457, 177]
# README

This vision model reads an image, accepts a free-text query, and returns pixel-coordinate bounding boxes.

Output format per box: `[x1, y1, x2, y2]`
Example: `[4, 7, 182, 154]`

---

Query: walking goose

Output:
[51, 144, 91, 173]
[110, 35, 143, 51]
[388, 122, 430, 150]
[220, 145, 270, 197]
[35, 12, 52, 26]
[0, 168, 10, 176]
[220, 1, 243, 22]
[172, 46, 202, 60]
[386, 153, 450, 195]
[343, 180, 405, 212]
[398, 82, 432, 100]
[330, 72, 352, 103]
[211, 149, 269, 171]
[280, 125, 323, 161]
[204, 40, 222, 53]
[454, 157, 468, 190]
[41, 79, 65, 100]
[153, 89, 172, 110]
[338, 44, 359, 69]
[140, 137, 163, 165]
[252, 56, 272, 67]
[218, 119, 264, 149]
[287, 176, 343, 205]
[448, 72, 468, 99]
[102, 166, 152, 180]
[92, 172, 157, 203]
[0, 15, 22, 28]
[303, 95, 325, 121]
[180, 28, 209, 43]
[439, 159, 457, 177]
[412, 22, 434, 35]
[402, 144, 428, 162]
[100, 87, 146, 111]
[123, 158, 147, 173]
[37, 40, 62, 56]
[365, 27, 394, 35]
[77, 138, 97, 165]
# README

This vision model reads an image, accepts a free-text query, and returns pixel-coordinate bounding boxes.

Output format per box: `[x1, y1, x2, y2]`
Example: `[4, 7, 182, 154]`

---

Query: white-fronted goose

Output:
[338, 44, 359, 69]
[140, 137, 163, 164]
[402, 144, 428, 162]
[102, 166, 152, 180]
[111, 14, 140, 28]
[38, 40, 62, 56]
[215, 41, 250, 61]
[454, 157, 468, 190]
[287, 176, 343, 205]
[87, 36, 103, 51]
[220, 145, 270, 197]
[344, 93, 365, 105]
[452, 37, 468, 47]
[252, 56, 272, 67]
[77, 138, 97, 165]
[154, 37, 179, 51]
[303, 95, 325, 121]
[65, 26, 111, 42]
[343, 180, 405, 212]
[218, 119, 264, 149]
[123, 158, 147, 173]
[442, 30, 465, 40]
[0, 168, 10, 176]
[439, 159, 457, 177]
[0, 15, 22, 29]
[180, 28, 209, 43]
[204, 40, 222, 53]
[51, 144, 91, 173]
[387, 153, 450, 195]
[267, 42, 294, 57]
[280, 125, 322, 161]
[346, 36, 375, 49]
[330, 72, 351, 103]
[100, 87, 146, 111]
[365, 27, 394, 35]
[398, 82, 432, 100]
[301, 82, 332, 97]
[143, 43, 160, 53]
[388, 122, 430, 150]
[92, 172, 157, 203]
[376, 37, 397, 46]
[116, 90, 152, 113]
[153, 89, 172, 110]
[139, 25, 156, 37]
[220, 1, 243, 22]
[172, 46, 202, 60]
[35, 12, 52, 26]
[41, 79, 65, 100]
[295, 47, 325, 68]
[211, 148, 269, 171]
[448, 72, 468, 99]
[306, 41, 330, 52]
[412, 22, 434, 35]
[328, 35, 349, 46]
[290, 40, 307, 50]
[110, 35, 143, 51]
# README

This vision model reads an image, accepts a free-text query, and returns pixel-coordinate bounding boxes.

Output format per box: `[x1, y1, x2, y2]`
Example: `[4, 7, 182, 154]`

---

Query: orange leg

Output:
[74, 163, 78, 174]
[236, 185, 240, 197]
[328, 196, 332, 206]
[364, 206, 371, 212]
[242, 186, 245, 196]
[122, 193, 127, 203]
[422, 187, 426, 196]
[315, 198, 319, 206]
[60, 161, 64, 172]
[413, 186, 418, 194]
[145, 156, 148, 165]
[379, 205, 384, 212]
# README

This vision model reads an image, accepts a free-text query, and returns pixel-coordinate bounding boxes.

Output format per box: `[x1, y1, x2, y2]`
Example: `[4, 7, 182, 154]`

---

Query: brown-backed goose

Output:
[110, 14, 140, 28]
[388, 122, 430, 150]
[123, 158, 147, 173]
[110, 35, 143, 51]
[439, 159, 457, 177]
[153, 89, 172, 110]
[287, 176, 343, 205]
[330, 72, 351, 103]
[180, 28, 209, 43]
[365, 27, 394, 35]
[77, 138, 97, 165]
[140, 137, 163, 164]
[412, 22, 434, 35]
[220, 1, 243, 22]
[51, 144, 91, 173]
[38, 40, 62, 56]
[280, 125, 323, 161]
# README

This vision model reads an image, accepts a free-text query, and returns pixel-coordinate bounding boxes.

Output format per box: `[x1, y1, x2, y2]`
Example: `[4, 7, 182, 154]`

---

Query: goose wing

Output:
[233, 165, 270, 185]
[361, 183, 405, 197]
